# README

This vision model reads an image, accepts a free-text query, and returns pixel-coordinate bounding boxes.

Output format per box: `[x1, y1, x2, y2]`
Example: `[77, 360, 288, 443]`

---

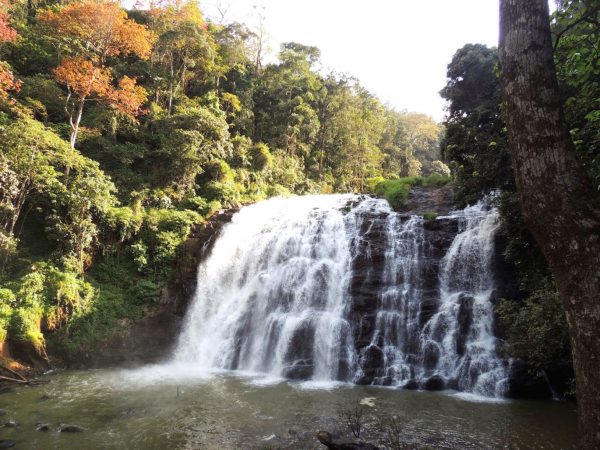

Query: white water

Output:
[170, 194, 508, 396]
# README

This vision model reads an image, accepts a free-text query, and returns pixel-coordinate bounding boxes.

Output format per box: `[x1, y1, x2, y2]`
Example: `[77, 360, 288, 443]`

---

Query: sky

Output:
[202, 0, 503, 122]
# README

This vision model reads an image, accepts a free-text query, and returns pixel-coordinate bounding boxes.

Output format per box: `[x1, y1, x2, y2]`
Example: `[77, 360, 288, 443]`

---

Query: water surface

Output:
[0, 369, 578, 449]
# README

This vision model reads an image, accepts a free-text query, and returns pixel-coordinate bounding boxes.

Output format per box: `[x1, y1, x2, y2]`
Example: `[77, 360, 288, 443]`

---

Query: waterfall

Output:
[172, 194, 507, 396]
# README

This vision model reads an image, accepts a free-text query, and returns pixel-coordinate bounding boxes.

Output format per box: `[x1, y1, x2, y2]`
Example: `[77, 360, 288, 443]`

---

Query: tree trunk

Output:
[499, 1, 600, 448]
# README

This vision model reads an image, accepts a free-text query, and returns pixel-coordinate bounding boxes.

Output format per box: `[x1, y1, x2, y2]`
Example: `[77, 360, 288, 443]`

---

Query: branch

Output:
[553, 5, 600, 51]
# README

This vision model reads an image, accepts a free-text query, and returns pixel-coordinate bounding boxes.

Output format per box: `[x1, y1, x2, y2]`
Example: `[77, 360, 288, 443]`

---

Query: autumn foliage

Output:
[39, 0, 154, 147]
[38, 0, 155, 62]
[0, 0, 15, 43]
[0, 0, 18, 100]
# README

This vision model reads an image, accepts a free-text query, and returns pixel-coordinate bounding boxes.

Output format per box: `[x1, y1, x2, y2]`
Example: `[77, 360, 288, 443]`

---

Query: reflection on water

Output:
[0, 369, 578, 449]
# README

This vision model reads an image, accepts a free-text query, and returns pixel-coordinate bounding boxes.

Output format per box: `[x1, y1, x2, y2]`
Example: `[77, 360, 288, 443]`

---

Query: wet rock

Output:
[456, 294, 474, 356]
[36, 422, 50, 431]
[0, 440, 16, 448]
[356, 346, 384, 385]
[0, 410, 5, 416]
[422, 342, 440, 371]
[446, 378, 460, 390]
[316, 431, 380, 450]
[39, 394, 50, 401]
[3, 420, 17, 428]
[282, 360, 314, 380]
[506, 360, 552, 399]
[402, 186, 455, 216]
[59, 424, 85, 433]
[423, 375, 445, 391]
[403, 379, 419, 390]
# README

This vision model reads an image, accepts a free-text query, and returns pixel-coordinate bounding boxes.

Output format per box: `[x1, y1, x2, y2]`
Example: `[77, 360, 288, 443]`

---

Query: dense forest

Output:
[0, 0, 597, 398]
[0, 0, 449, 362]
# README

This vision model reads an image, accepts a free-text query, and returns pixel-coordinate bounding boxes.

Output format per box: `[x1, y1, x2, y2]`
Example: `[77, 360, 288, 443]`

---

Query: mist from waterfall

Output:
[172, 194, 508, 397]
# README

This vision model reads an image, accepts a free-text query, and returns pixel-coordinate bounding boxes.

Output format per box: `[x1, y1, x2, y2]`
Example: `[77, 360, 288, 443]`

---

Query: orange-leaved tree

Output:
[0, 0, 20, 101]
[38, 0, 155, 149]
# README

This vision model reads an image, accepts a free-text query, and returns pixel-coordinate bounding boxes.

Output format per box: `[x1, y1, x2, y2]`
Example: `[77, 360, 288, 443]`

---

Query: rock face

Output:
[349, 213, 459, 386]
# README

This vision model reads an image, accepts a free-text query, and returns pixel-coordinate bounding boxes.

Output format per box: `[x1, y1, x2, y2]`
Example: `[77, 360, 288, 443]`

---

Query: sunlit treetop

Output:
[38, 0, 156, 63]
[0, 0, 16, 43]
[148, 0, 207, 32]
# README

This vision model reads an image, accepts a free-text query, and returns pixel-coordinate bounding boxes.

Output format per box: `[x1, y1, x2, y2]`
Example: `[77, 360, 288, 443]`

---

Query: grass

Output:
[366, 174, 452, 210]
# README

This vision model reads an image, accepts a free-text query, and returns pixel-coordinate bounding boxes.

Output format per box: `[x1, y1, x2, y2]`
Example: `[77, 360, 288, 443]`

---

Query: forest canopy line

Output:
[0, 0, 448, 361]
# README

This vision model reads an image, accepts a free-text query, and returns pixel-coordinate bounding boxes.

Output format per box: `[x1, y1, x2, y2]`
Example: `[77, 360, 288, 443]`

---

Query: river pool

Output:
[0, 368, 578, 449]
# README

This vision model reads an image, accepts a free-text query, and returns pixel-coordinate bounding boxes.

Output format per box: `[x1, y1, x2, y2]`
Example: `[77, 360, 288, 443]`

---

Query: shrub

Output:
[248, 143, 273, 171]
[423, 211, 439, 221]
[0, 288, 15, 342]
[205, 159, 234, 182]
[9, 307, 44, 351]
[182, 196, 221, 217]
[497, 279, 571, 369]
[422, 173, 452, 187]
[266, 184, 291, 198]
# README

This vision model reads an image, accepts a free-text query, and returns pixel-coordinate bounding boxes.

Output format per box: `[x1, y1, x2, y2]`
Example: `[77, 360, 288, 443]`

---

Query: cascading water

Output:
[172, 194, 508, 396]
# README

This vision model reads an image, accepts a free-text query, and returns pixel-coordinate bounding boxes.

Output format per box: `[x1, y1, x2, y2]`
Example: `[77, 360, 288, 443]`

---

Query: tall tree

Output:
[440, 44, 511, 205]
[39, 0, 153, 149]
[499, 1, 600, 447]
[149, 0, 215, 114]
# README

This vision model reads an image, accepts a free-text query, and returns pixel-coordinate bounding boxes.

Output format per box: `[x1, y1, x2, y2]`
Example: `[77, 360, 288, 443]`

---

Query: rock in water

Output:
[316, 431, 379, 450]
[36, 422, 50, 431]
[3, 420, 17, 428]
[59, 424, 85, 433]
[0, 441, 15, 449]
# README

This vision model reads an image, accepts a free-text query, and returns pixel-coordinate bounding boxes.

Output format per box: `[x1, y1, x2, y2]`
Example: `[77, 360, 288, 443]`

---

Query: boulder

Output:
[59, 424, 85, 433]
[402, 379, 419, 390]
[423, 375, 445, 391]
[506, 360, 552, 399]
[316, 431, 380, 450]
[36, 422, 50, 431]
[282, 360, 314, 380]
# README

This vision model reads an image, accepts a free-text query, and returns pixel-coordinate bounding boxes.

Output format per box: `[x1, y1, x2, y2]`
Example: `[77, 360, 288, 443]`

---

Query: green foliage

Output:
[134, 208, 203, 274]
[423, 212, 439, 222]
[0, 288, 15, 342]
[440, 44, 512, 207]
[9, 307, 44, 350]
[248, 143, 273, 171]
[182, 196, 221, 216]
[497, 279, 571, 369]
[553, 1, 600, 190]
[370, 178, 417, 210]
[367, 175, 451, 210]
[204, 159, 234, 182]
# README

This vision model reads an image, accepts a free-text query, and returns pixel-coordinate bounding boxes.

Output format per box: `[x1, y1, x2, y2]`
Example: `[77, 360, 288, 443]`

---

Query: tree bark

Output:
[499, 1, 600, 448]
